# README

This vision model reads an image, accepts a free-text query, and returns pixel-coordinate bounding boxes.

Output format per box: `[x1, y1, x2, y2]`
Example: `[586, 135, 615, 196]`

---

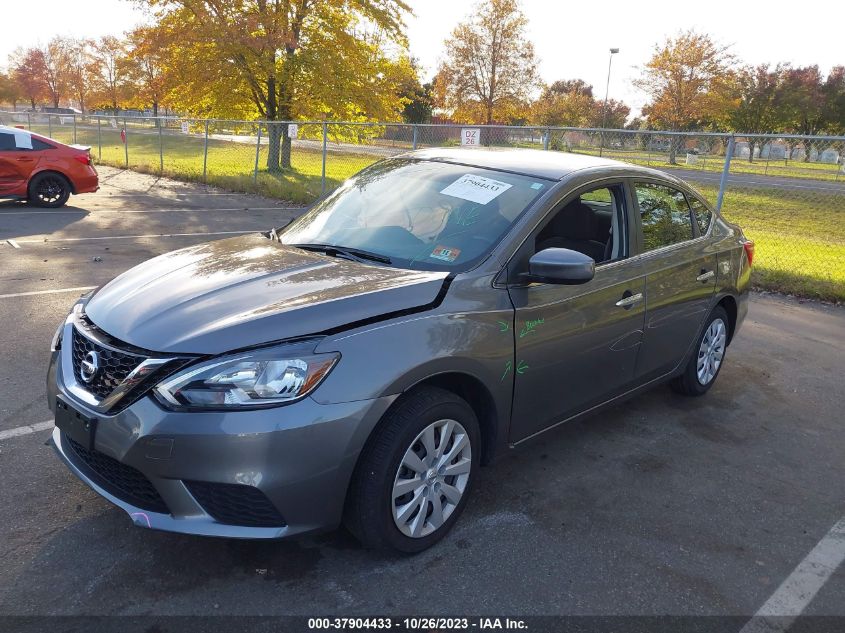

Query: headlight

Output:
[154, 343, 339, 410]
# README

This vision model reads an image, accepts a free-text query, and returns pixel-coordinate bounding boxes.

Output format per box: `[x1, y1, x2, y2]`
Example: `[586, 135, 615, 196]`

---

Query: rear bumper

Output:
[72, 170, 99, 194]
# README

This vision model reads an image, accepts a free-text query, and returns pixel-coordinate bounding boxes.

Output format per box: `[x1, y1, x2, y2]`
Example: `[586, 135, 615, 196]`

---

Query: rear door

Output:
[0, 129, 38, 195]
[631, 180, 717, 382]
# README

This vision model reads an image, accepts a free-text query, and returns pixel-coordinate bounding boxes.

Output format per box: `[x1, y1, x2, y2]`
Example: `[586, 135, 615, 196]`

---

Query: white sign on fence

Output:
[288, 124, 299, 139]
[461, 128, 480, 147]
[181, 121, 189, 134]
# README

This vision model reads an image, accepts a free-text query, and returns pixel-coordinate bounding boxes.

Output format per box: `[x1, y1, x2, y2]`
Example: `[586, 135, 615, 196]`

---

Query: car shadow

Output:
[0, 200, 89, 241]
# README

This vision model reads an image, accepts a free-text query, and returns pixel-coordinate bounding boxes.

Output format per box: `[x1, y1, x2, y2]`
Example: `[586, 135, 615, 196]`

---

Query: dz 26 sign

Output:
[461, 128, 480, 147]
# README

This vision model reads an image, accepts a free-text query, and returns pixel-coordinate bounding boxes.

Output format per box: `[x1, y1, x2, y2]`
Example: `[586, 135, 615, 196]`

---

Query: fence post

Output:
[321, 121, 328, 195]
[202, 120, 209, 182]
[543, 128, 550, 151]
[412, 124, 418, 150]
[158, 119, 163, 174]
[27, 112, 31, 130]
[48, 115, 52, 139]
[123, 118, 128, 168]
[73, 115, 77, 144]
[97, 117, 102, 160]
[253, 123, 262, 183]
[716, 135, 735, 213]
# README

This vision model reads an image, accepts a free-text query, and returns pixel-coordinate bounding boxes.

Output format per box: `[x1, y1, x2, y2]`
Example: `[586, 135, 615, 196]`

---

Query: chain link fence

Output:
[1, 110, 843, 302]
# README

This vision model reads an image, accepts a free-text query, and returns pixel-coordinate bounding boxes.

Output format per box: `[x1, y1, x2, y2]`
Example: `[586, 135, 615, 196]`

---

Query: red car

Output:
[0, 125, 98, 207]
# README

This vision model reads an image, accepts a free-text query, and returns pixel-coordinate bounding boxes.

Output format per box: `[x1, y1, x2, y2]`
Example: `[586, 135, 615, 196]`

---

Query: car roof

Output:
[399, 147, 678, 182]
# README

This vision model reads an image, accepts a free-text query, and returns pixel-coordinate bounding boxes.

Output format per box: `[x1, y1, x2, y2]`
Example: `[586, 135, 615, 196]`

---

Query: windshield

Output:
[280, 158, 550, 271]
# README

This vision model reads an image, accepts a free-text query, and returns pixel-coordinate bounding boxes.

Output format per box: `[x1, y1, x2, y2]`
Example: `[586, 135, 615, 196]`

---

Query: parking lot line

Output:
[739, 516, 845, 632]
[0, 286, 95, 299]
[15, 229, 255, 243]
[0, 420, 53, 441]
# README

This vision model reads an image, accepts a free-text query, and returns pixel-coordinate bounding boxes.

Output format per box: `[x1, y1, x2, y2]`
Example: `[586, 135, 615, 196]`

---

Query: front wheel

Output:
[344, 386, 480, 553]
[671, 305, 730, 396]
[28, 172, 71, 208]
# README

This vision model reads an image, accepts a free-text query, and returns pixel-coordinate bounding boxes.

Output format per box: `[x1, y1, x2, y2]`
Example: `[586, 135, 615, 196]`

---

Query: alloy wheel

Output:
[391, 418, 472, 538]
[697, 318, 726, 385]
[36, 176, 65, 204]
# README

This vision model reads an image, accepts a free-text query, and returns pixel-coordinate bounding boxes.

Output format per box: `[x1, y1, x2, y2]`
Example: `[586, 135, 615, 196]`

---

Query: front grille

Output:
[71, 326, 145, 400]
[184, 481, 286, 528]
[64, 434, 169, 514]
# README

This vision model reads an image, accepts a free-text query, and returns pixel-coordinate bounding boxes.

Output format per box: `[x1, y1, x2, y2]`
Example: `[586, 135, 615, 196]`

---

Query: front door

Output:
[506, 181, 646, 443]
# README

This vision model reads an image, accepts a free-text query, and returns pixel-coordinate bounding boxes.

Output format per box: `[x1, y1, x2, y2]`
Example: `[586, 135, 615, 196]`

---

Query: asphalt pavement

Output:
[1, 167, 843, 621]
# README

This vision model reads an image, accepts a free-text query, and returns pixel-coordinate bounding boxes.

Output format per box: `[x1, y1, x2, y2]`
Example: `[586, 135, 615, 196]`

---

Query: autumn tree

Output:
[531, 80, 594, 127]
[93, 35, 128, 111]
[589, 99, 629, 129]
[38, 37, 72, 109]
[64, 38, 99, 113]
[9, 48, 47, 110]
[0, 71, 23, 109]
[635, 30, 734, 163]
[139, 0, 413, 171]
[435, 0, 539, 125]
[121, 26, 171, 117]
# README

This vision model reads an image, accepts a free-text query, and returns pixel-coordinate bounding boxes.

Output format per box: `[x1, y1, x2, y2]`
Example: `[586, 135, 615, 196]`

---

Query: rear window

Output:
[31, 138, 55, 150]
[687, 196, 713, 235]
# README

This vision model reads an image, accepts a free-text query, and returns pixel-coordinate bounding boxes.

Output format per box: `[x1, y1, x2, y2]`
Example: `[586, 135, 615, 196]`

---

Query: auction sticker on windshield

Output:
[440, 174, 512, 205]
[430, 245, 461, 262]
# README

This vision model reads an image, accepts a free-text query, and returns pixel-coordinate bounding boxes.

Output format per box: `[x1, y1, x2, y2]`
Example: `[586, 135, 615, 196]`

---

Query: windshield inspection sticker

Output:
[430, 245, 461, 262]
[440, 174, 512, 205]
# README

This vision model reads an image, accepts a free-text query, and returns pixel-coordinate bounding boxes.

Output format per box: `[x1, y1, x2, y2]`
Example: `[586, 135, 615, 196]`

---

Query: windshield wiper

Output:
[292, 243, 392, 265]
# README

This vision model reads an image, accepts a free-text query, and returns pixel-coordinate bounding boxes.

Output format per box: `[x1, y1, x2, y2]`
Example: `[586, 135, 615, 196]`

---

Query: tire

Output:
[344, 386, 480, 553]
[28, 172, 71, 208]
[671, 305, 730, 397]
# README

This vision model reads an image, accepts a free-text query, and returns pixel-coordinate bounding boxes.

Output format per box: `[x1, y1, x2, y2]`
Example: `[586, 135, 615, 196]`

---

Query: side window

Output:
[31, 138, 55, 151]
[0, 133, 16, 151]
[634, 183, 694, 252]
[535, 184, 626, 264]
[687, 195, 712, 235]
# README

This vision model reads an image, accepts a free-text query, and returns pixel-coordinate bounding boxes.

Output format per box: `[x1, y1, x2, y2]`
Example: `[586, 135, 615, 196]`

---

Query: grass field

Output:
[690, 184, 844, 302]
[16, 120, 843, 302]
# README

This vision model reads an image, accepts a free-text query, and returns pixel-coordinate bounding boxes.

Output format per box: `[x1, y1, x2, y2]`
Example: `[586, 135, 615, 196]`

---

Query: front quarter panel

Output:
[313, 272, 515, 457]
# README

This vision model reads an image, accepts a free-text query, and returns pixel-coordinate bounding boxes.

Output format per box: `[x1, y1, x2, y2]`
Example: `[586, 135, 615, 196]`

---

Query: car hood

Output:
[84, 234, 449, 354]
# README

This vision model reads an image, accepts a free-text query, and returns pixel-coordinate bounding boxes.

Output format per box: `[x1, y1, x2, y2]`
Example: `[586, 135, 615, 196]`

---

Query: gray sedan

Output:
[47, 149, 752, 552]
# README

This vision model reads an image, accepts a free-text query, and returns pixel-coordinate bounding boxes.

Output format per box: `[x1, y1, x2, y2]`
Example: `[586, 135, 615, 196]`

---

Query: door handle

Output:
[15, 157, 34, 162]
[615, 292, 643, 308]
[696, 269, 715, 282]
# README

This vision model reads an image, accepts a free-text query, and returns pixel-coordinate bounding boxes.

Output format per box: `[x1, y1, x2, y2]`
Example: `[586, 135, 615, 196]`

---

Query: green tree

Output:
[435, 0, 539, 124]
[141, 0, 412, 172]
[727, 64, 789, 161]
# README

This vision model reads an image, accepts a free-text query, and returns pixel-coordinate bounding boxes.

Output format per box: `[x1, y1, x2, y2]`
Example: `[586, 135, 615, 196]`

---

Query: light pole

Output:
[599, 47, 619, 157]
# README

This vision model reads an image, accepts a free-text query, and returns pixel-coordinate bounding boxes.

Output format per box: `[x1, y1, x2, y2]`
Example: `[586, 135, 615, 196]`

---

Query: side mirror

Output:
[525, 248, 595, 285]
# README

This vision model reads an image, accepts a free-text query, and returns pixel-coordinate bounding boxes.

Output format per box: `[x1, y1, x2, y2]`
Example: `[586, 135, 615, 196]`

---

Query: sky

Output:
[2, 0, 842, 117]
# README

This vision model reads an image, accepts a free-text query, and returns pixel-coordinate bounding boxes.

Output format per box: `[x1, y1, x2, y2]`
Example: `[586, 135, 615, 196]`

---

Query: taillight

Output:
[742, 240, 755, 267]
[73, 153, 91, 166]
